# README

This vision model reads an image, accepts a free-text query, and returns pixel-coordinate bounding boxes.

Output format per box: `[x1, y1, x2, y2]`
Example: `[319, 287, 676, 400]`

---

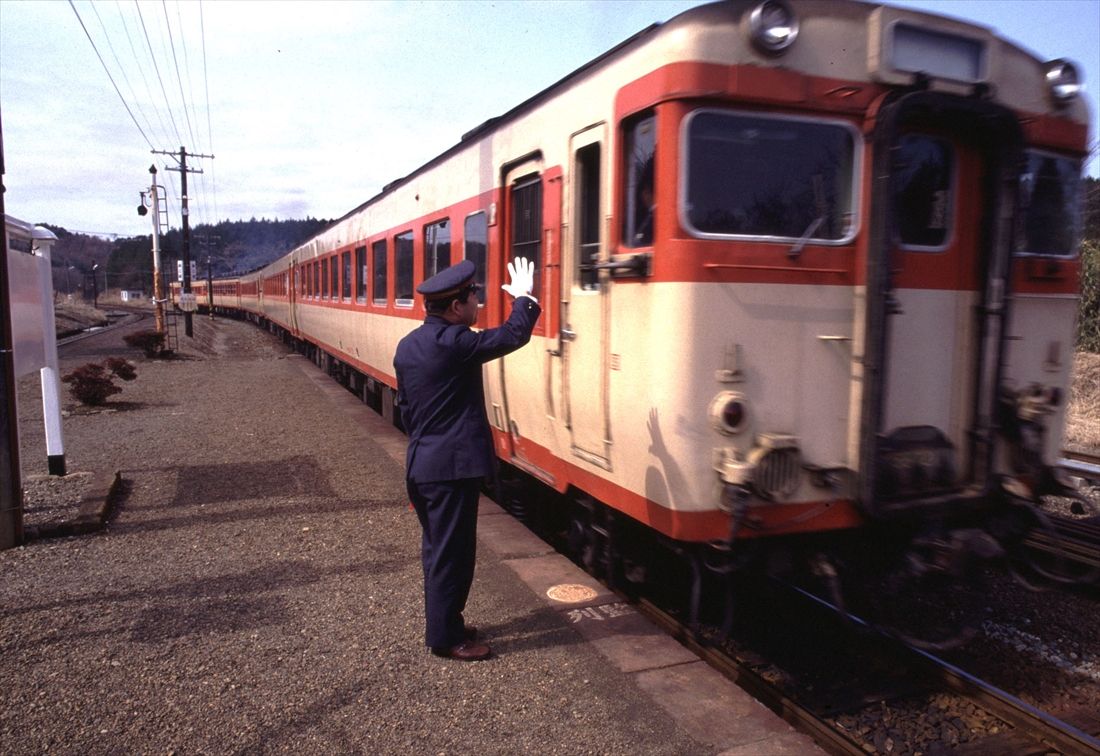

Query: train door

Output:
[863, 95, 1022, 511]
[488, 155, 545, 466]
[563, 125, 611, 468]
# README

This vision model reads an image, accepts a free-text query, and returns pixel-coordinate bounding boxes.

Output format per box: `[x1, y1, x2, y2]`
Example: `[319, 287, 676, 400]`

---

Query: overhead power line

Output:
[135, 0, 184, 148]
[68, 0, 155, 151]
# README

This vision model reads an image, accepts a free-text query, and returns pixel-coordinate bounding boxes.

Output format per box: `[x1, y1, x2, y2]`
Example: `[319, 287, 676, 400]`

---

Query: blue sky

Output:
[1, 0, 1097, 237]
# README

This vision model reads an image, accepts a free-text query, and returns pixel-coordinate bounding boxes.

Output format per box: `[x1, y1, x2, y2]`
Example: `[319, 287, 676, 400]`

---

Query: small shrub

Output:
[124, 329, 167, 358]
[106, 357, 137, 381]
[62, 363, 122, 406]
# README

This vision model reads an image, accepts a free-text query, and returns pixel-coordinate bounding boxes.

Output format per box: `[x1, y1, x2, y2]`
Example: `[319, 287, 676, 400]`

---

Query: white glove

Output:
[501, 256, 537, 303]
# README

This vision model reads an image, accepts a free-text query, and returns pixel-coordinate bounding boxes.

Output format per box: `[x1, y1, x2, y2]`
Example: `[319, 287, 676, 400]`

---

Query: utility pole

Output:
[154, 146, 213, 337]
[198, 233, 220, 317]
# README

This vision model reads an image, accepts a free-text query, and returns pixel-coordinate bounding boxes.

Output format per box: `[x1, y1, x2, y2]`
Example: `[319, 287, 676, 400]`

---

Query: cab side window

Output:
[623, 114, 656, 248]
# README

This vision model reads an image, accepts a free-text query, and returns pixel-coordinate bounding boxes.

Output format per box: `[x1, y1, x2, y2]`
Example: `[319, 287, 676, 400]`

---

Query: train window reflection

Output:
[372, 239, 387, 304]
[683, 111, 856, 243]
[511, 175, 542, 295]
[464, 212, 487, 298]
[341, 251, 352, 300]
[355, 246, 367, 303]
[395, 231, 414, 305]
[624, 115, 655, 248]
[1017, 152, 1081, 257]
[424, 219, 451, 282]
[894, 134, 954, 251]
[576, 142, 601, 290]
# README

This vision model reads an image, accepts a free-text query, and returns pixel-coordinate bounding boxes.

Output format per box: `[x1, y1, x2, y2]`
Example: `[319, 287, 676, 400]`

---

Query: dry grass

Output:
[1065, 351, 1100, 453]
[53, 299, 108, 336]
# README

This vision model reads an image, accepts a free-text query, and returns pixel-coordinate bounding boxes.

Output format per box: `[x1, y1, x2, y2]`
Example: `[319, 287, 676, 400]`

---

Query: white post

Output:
[33, 228, 65, 475]
[149, 169, 166, 335]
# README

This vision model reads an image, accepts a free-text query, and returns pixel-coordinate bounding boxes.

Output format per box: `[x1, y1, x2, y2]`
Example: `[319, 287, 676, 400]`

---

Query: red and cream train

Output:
[177, 0, 1090, 609]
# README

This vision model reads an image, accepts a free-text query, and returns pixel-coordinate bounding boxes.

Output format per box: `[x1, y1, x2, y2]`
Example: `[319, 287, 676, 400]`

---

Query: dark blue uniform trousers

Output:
[406, 477, 481, 649]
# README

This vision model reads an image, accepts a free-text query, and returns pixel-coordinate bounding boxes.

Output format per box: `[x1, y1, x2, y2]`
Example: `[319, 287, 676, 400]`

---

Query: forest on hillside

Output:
[43, 216, 331, 298]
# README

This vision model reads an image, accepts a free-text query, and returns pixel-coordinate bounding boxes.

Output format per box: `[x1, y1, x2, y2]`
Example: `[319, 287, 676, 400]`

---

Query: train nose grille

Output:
[753, 447, 802, 500]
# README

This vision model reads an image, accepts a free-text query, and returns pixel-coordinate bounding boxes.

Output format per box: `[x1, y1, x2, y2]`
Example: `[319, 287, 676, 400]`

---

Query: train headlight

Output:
[709, 391, 748, 435]
[1044, 59, 1081, 105]
[749, 0, 799, 55]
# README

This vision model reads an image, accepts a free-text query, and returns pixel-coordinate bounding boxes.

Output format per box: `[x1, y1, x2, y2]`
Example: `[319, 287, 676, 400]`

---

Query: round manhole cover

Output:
[546, 584, 598, 603]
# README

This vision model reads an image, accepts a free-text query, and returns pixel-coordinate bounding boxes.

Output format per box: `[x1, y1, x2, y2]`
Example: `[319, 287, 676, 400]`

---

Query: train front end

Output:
[615, 0, 1090, 635]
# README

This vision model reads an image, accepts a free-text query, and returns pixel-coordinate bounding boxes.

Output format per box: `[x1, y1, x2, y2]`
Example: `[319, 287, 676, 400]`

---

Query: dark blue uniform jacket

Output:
[394, 297, 541, 483]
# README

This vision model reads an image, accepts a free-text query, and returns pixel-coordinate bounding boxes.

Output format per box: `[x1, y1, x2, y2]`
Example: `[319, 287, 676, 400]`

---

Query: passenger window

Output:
[623, 114, 655, 248]
[395, 231, 414, 305]
[341, 251, 352, 299]
[321, 258, 329, 299]
[894, 134, 954, 250]
[424, 219, 451, 281]
[576, 142, 601, 290]
[372, 240, 387, 304]
[1017, 151, 1082, 257]
[330, 254, 339, 299]
[464, 212, 488, 295]
[355, 246, 367, 302]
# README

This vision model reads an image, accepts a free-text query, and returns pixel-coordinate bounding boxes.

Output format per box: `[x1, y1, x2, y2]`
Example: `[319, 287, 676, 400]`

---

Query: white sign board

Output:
[176, 260, 198, 281]
[5, 218, 57, 377]
[178, 291, 198, 312]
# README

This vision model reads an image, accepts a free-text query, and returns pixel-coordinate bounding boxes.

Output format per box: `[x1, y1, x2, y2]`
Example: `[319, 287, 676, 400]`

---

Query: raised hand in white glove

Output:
[501, 256, 537, 303]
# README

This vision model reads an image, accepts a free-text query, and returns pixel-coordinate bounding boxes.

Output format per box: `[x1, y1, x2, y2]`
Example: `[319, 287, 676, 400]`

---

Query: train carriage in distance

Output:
[177, 0, 1092, 640]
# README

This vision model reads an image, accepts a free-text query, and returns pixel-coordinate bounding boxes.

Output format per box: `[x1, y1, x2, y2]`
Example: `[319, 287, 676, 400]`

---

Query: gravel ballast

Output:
[4, 314, 706, 754]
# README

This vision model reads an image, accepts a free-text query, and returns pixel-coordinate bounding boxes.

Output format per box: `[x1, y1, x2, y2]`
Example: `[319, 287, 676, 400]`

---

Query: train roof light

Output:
[1044, 59, 1081, 105]
[749, 0, 799, 56]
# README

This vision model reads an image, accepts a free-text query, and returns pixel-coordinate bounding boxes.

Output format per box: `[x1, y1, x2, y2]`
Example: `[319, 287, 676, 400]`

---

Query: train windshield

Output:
[1016, 151, 1082, 257]
[682, 110, 857, 242]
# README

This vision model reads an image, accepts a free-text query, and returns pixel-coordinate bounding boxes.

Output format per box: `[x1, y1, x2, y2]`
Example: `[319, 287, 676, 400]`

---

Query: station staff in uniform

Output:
[394, 257, 540, 661]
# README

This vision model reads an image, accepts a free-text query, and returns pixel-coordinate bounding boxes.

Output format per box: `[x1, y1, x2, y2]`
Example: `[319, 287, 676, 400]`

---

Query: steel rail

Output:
[787, 585, 1100, 755]
[633, 597, 867, 756]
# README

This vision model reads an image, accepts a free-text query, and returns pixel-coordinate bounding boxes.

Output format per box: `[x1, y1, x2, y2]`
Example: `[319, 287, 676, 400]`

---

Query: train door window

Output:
[511, 175, 541, 293]
[372, 239, 388, 304]
[321, 258, 329, 299]
[682, 110, 858, 243]
[330, 254, 340, 299]
[576, 142, 601, 290]
[464, 211, 488, 294]
[355, 246, 367, 303]
[341, 251, 352, 300]
[395, 231, 414, 306]
[894, 134, 955, 251]
[1016, 151, 1082, 257]
[623, 114, 655, 248]
[424, 219, 451, 282]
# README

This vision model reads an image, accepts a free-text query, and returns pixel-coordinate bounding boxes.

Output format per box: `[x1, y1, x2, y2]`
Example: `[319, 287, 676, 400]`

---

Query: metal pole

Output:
[180, 146, 193, 337]
[0, 111, 25, 549]
[149, 166, 165, 335]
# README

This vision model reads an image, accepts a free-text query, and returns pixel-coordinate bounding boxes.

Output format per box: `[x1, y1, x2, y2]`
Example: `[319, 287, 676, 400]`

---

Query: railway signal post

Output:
[154, 146, 213, 337]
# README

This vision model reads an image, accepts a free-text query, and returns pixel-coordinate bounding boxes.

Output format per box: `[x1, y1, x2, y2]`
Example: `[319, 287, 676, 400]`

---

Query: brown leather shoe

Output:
[431, 640, 491, 661]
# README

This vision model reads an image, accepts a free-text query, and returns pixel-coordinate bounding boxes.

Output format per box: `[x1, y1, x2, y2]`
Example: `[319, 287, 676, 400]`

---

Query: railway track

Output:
[633, 584, 1100, 755]
[1015, 448, 1100, 585]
